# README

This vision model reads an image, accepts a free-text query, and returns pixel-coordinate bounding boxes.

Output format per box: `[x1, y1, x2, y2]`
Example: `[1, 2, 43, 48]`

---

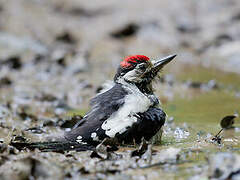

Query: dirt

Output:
[0, 0, 240, 179]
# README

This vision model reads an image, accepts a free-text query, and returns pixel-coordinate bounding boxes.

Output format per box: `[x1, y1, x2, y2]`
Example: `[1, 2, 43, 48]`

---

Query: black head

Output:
[114, 55, 151, 82]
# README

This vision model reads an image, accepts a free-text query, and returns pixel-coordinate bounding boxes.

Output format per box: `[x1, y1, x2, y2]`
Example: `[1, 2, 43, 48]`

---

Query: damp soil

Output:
[1, 0, 240, 179]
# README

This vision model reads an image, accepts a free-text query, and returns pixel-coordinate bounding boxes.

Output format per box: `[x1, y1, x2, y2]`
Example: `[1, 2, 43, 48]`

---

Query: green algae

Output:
[176, 65, 240, 90]
[66, 109, 87, 117]
[164, 90, 240, 125]
[152, 65, 240, 179]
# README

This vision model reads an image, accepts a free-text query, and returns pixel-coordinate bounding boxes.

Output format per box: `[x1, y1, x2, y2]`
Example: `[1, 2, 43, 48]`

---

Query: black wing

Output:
[64, 83, 128, 145]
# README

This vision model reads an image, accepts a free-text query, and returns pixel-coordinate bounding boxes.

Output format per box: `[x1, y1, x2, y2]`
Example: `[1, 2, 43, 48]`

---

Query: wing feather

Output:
[64, 83, 127, 144]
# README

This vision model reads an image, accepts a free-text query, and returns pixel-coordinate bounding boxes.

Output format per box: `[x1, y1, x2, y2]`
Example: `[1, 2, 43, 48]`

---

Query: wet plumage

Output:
[11, 54, 176, 151]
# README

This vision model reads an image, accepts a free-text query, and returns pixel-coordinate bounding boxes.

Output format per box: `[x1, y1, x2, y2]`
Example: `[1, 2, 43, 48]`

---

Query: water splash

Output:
[174, 127, 190, 141]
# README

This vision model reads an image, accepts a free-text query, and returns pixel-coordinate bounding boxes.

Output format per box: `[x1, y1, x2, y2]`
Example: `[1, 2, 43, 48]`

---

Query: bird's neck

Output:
[116, 78, 154, 95]
[136, 82, 154, 94]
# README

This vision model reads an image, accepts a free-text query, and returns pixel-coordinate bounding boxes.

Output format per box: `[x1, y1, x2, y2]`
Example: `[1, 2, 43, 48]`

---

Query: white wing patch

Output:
[91, 132, 99, 141]
[76, 135, 87, 144]
[101, 82, 152, 137]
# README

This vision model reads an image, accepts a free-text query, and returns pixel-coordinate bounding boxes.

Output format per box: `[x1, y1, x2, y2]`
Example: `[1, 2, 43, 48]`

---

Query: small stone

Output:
[208, 153, 240, 180]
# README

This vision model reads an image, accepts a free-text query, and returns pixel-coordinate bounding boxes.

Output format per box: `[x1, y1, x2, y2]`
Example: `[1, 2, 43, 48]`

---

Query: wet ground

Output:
[0, 0, 240, 179]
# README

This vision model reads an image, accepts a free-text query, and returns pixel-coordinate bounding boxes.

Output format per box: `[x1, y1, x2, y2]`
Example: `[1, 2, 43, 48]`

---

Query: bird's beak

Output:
[141, 54, 176, 83]
[151, 54, 177, 73]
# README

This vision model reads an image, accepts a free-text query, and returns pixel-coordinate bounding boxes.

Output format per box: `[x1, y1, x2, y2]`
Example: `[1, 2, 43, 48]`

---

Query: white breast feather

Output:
[101, 83, 152, 137]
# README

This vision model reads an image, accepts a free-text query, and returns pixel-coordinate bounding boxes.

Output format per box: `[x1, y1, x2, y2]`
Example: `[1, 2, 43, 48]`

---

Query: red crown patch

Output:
[120, 55, 150, 68]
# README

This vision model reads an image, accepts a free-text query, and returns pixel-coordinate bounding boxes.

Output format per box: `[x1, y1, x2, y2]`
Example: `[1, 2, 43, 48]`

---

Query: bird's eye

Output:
[138, 63, 147, 70]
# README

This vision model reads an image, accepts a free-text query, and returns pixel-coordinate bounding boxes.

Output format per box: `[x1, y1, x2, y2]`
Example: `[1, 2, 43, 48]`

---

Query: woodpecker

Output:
[11, 54, 176, 151]
[64, 54, 176, 145]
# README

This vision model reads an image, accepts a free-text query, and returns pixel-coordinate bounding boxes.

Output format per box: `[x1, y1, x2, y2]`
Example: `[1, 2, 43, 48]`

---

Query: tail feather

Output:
[10, 141, 95, 152]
